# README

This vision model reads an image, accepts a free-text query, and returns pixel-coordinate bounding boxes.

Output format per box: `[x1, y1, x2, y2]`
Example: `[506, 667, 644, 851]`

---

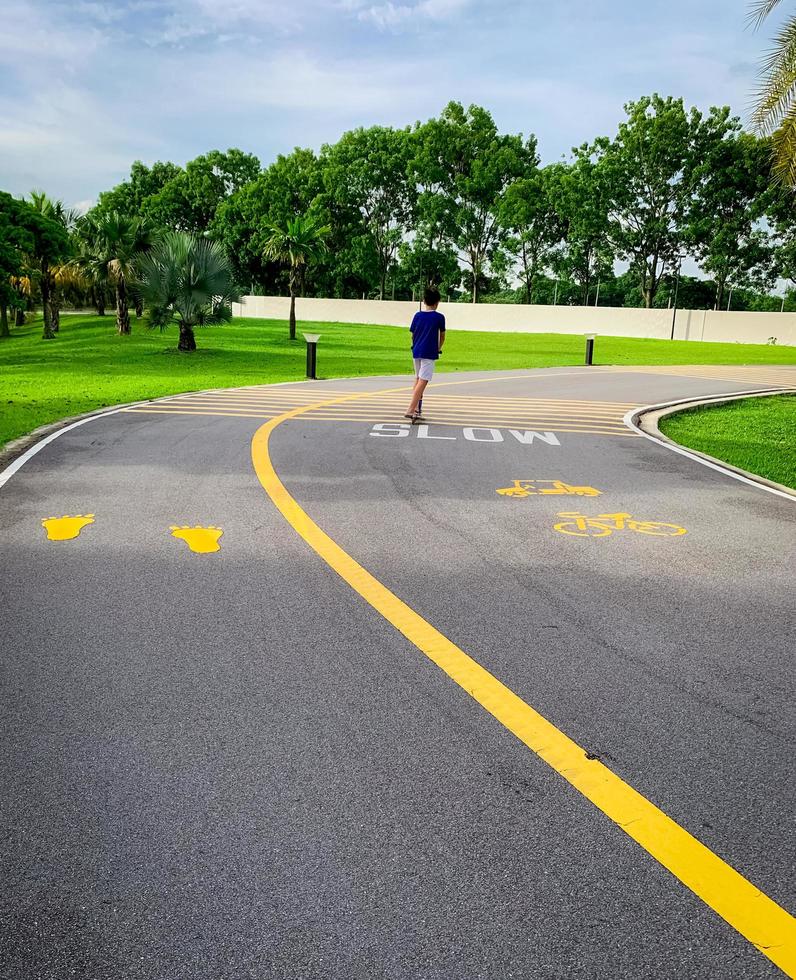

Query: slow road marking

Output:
[251, 383, 796, 978]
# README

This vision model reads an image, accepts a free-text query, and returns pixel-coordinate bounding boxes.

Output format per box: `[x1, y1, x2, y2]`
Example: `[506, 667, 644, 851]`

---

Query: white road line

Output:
[0, 404, 149, 491]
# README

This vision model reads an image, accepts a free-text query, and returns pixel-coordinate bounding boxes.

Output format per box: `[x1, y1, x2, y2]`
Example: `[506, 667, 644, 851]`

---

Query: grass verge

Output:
[659, 393, 796, 489]
[2, 313, 795, 451]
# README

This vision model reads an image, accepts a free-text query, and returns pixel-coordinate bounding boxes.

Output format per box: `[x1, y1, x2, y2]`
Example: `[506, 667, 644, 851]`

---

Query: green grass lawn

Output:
[660, 393, 796, 489]
[2, 313, 795, 451]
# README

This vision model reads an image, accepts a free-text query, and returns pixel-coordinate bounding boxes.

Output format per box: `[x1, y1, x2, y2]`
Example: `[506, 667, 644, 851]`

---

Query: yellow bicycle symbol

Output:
[553, 511, 687, 538]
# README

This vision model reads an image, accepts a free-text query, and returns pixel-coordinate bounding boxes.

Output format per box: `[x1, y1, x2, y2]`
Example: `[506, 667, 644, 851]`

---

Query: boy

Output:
[404, 286, 445, 421]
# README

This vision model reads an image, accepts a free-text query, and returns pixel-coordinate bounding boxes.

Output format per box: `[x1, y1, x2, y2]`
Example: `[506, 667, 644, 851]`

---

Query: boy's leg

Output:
[406, 377, 429, 416]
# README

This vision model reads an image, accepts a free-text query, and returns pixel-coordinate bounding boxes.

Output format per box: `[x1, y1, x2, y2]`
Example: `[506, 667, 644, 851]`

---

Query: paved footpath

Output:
[1, 365, 794, 980]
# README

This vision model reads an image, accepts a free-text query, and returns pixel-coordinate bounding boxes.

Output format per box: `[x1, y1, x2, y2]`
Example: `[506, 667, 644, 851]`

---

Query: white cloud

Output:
[356, 0, 469, 30]
[0, 0, 775, 207]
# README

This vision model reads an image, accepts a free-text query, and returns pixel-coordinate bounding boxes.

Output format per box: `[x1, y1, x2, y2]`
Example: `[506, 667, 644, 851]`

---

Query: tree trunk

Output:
[178, 322, 196, 352]
[95, 287, 106, 317]
[116, 276, 130, 335]
[51, 290, 60, 333]
[288, 290, 296, 341]
[715, 277, 726, 310]
[14, 307, 25, 326]
[41, 268, 55, 340]
[0, 303, 9, 338]
[135, 296, 143, 318]
[379, 268, 386, 301]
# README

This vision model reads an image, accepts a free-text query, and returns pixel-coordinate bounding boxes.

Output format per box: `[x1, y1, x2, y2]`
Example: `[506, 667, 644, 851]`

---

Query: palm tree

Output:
[261, 213, 330, 340]
[28, 192, 77, 334]
[751, 0, 796, 185]
[137, 231, 239, 352]
[75, 212, 155, 334]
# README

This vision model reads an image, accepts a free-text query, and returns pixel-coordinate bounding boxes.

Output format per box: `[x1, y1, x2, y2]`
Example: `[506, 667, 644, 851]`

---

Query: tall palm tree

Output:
[75, 211, 155, 334]
[262, 213, 330, 340]
[137, 232, 239, 352]
[28, 191, 77, 334]
[751, 0, 796, 185]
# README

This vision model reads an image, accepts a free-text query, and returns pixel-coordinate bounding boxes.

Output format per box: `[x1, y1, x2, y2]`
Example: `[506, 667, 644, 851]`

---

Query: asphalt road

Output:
[1, 365, 794, 980]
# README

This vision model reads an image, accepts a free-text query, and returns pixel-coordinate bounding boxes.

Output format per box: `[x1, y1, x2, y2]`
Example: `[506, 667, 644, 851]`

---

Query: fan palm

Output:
[75, 211, 156, 334]
[750, 0, 796, 185]
[137, 232, 240, 352]
[261, 214, 330, 339]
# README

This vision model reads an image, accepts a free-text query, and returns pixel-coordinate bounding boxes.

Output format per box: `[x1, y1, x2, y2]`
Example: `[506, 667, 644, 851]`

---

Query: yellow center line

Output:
[249, 381, 796, 978]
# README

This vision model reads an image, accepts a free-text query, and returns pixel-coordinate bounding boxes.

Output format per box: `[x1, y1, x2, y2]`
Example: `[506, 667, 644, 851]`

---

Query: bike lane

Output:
[260, 374, 795, 977]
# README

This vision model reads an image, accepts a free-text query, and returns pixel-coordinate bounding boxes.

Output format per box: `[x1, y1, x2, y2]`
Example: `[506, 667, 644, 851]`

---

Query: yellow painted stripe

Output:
[250, 388, 796, 978]
[188, 394, 640, 409]
[126, 408, 276, 419]
[164, 391, 639, 409]
[298, 418, 637, 436]
[160, 399, 631, 423]
[127, 407, 637, 436]
[127, 408, 636, 435]
[166, 390, 351, 403]
[168, 401, 630, 421]
[303, 409, 629, 423]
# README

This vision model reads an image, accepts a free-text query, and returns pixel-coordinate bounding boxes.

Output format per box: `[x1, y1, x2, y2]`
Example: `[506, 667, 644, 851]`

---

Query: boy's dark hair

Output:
[423, 286, 441, 307]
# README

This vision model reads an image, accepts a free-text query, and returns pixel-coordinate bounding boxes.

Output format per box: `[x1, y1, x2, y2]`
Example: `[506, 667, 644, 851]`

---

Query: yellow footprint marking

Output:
[41, 514, 95, 541]
[170, 525, 223, 554]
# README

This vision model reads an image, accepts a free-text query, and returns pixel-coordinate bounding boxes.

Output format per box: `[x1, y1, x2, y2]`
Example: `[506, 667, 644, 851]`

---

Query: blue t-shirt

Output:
[410, 310, 445, 359]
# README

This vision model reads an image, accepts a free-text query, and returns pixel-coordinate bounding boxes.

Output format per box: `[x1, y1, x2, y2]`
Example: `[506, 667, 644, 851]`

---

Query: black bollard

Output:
[303, 333, 320, 379]
[584, 333, 595, 366]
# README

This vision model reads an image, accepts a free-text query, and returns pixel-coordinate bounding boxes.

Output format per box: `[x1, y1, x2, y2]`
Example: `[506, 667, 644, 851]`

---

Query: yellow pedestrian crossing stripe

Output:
[125, 386, 643, 438]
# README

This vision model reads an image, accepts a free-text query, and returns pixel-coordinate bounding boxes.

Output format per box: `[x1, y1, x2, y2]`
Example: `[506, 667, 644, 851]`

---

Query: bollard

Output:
[303, 333, 320, 379]
[584, 333, 596, 366]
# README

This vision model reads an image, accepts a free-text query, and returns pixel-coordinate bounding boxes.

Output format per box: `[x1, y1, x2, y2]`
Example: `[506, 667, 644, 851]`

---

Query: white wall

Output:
[232, 296, 796, 346]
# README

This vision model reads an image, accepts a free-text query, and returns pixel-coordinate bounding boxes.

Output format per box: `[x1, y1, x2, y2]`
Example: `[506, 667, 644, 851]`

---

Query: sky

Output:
[0, 0, 782, 210]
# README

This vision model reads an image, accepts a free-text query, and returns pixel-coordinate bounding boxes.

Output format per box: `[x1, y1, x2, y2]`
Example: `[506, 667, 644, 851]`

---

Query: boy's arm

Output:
[438, 315, 446, 352]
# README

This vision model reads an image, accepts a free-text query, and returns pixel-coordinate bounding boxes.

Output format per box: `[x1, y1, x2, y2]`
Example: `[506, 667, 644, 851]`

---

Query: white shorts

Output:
[413, 357, 436, 382]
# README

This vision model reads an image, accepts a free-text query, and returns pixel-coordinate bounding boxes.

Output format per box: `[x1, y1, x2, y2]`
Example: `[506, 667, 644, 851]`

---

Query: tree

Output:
[262, 214, 330, 339]
[145, 149, 260, 234]
[138, 232, 239, 352]
[548, 159, 613, 305]
[28, 191, 78, 333]
[412, 102, 537, 302]
[0, 193, 35, 337]
[15, 199, 70, 339]
[688, 132, 775, 307]
[498, 166, 566, 304]
[95, 160, 182, 217]
[321, 126, 415, 300]
[213, 148, 325, 291]
[750, 0, 796, 186]
[75, 211, 156, 334]
[586, 95, 734, 307]
[394, 236, 461, 300]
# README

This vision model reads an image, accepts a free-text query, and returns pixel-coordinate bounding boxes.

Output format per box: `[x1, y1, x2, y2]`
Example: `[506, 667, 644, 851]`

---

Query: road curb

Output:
[625, 387, 796, 501]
